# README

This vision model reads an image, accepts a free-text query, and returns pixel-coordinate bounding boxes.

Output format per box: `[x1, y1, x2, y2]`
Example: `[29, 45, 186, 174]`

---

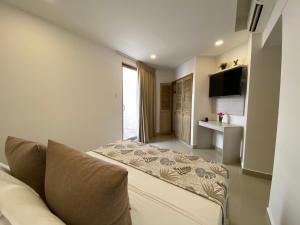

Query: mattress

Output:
[87, 151, 223, 225]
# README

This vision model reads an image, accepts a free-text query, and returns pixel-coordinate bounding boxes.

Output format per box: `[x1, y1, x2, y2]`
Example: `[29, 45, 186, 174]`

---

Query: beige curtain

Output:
[137, 62, 156, 143]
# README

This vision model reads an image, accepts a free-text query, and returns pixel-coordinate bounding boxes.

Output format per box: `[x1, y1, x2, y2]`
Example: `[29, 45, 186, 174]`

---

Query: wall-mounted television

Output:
[209, 66, 244, 97]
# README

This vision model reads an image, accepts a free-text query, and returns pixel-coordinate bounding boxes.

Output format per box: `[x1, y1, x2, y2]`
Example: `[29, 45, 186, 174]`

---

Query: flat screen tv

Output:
[209, 67, 243, 97]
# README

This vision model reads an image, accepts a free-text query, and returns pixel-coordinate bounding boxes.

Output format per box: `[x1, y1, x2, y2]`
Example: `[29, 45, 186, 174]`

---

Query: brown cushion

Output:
[5, 136, 46, 199]
[45, 140, 132, 225]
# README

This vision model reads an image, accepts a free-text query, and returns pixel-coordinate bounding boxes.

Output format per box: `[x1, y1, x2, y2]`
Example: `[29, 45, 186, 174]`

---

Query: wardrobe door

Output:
[160, 83, 172, 134]
[182, 76, 192, 144]
[174, 80, 183, 139]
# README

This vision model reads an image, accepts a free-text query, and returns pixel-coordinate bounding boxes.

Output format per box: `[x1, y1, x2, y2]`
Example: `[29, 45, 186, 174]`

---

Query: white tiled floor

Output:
[150, 135, 272, 225]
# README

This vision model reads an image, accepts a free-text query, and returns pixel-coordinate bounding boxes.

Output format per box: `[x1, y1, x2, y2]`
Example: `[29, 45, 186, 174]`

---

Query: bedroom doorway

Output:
[122, 64, 138, 140]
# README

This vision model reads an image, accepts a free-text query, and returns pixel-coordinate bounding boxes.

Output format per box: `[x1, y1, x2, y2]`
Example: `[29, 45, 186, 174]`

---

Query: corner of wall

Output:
[267, 207, 275, 225]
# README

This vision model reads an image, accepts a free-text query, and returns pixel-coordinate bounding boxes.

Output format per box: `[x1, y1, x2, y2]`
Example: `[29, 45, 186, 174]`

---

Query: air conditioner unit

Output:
[248, 0, 265, 32]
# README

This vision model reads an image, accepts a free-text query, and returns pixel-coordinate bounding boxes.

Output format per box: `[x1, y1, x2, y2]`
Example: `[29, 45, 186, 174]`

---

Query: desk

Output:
[198, 121, 243, 164]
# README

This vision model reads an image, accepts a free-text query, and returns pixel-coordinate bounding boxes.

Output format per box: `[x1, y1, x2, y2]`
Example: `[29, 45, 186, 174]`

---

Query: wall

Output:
[175, 46, 250, 149]
[175, 58, 196, 80]
[242, 33, 281, 175]
[155, 69, 174, 133]
[216, 43, 249, 68]
[268, 0, 300, 224]
[214, 43, 250, 149]
[175, 57, 216, 147]
[262, 0, 288, 47]
[213, 34, 281, 175]
[193, 57, 216, 146]
[177, 38, 280, 176]
[0, 3, 131, 163]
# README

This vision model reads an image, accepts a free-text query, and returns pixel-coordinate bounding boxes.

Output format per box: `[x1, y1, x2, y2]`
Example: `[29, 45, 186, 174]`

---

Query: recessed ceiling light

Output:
[215, 40, 224, 46]
[150, 54, 157, 59]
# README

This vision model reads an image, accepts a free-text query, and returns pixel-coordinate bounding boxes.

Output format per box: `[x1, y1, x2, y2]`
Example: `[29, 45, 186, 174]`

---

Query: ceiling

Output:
[235, 0, 251, 31]
[2, 0, 251, 69]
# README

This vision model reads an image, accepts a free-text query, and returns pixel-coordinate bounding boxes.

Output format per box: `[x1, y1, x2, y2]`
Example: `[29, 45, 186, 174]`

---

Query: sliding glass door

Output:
[122, 65, 138, 140]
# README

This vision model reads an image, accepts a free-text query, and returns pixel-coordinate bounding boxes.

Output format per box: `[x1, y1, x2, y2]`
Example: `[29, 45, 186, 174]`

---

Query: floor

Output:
[123, 128, 137, 140]
[150, 135, 272, 225]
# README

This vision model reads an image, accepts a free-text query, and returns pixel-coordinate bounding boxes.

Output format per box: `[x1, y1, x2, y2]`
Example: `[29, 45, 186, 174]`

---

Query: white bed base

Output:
[87, 151, 223, 225]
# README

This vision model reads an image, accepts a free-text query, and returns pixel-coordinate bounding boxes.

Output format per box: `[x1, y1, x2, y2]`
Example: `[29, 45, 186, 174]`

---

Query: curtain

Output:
[137, 61, 156, 143]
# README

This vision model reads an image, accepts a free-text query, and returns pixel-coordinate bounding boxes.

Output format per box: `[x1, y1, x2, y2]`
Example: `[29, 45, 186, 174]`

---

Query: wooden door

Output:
[174, 80, 183, 139]
[160, 83, 172, 134]
[173, 74, 192, 144]
[182, 76, 192, 144]
[171, 82, 176, 133]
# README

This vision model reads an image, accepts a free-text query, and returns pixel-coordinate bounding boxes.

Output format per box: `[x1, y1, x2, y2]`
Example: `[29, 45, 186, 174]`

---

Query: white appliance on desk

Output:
[198, 121, 243, 164]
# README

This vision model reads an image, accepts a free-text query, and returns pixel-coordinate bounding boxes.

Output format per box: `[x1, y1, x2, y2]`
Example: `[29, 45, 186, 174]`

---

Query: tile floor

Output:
[150, 135, 272, 225]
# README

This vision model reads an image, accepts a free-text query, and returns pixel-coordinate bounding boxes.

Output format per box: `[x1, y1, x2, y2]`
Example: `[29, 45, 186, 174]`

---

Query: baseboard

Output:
[178, 139, 193, 149]
[242, 168, 272, 180]
[193, 144, 222, 151]
[212, 145, 223, 152]
[155, 132, 175, 137]
[267, 207, 275, 225]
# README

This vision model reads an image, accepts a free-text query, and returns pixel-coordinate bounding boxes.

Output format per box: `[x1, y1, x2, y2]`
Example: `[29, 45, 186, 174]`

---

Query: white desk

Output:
[198, 121, 243, 164]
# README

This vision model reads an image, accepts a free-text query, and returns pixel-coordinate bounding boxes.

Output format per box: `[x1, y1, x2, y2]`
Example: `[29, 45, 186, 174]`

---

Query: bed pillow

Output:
[0, 170, 65, 225]
[5, 136, 46, 199]
[45, 140, 132, 225]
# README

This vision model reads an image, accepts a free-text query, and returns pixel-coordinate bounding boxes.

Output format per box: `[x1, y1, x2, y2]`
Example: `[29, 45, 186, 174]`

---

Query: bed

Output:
[87, 140, 229, 225]
[0, 139, 228, 225]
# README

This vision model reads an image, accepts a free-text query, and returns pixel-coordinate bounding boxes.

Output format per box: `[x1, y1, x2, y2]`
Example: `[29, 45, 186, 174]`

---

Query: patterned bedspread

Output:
[93, 140, 229, 216]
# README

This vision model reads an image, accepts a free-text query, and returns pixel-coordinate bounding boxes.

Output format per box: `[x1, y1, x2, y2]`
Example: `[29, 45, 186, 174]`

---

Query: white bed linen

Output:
[88, 151, 222, 225]
[0, 216, 11, 225]
[0, 164, 10, 175]
[0, 171, 65, 225]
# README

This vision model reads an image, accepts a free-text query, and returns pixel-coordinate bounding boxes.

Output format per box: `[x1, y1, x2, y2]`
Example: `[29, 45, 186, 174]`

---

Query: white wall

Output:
[216, 43, 249, 68]
[214, 35, 281, 175]
[193, 57, 216, 146]
[268, 0, 300, 224]
[242, 33, 281, 175]
[175, 57, 216, 147]
[212, 36, 281, 175]
[214, 43, 250, 149]
[176, 38, 280, 177]
[155, 69, 174, 133]
[262, 0, 288, 47]
[175, 58, 196, 80]
[0, 3, 131, 162]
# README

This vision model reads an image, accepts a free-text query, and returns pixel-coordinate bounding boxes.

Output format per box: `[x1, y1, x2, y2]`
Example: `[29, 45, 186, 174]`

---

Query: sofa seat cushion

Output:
[5, 136, 46, 199]
[45, 140, 132, 225]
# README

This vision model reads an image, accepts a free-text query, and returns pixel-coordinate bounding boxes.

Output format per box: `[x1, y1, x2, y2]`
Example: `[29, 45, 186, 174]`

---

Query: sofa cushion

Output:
[45, 140, 132, 225]
[0, 170, 65, 225]
[5, 136, 46, 199]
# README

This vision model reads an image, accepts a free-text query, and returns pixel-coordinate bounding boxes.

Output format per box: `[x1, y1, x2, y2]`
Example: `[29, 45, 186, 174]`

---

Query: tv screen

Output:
[209, 67, 243, 97]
